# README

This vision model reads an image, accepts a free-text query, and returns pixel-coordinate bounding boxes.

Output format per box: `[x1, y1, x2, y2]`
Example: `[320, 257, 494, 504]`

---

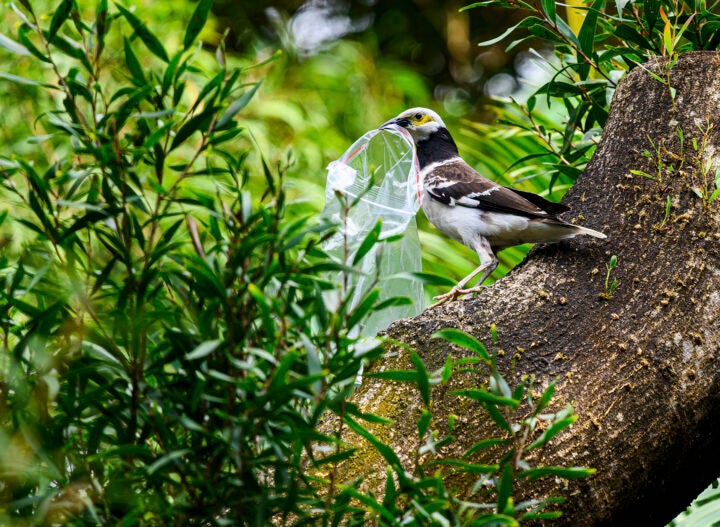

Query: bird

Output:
[378, 107, 607, 308]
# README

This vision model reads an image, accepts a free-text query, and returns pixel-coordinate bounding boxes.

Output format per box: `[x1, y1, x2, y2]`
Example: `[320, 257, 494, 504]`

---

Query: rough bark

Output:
[344, 51, 720, 525]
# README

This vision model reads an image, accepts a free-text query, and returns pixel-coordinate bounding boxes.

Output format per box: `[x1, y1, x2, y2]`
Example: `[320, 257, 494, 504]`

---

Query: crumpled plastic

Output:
[322, 125, 424, 339]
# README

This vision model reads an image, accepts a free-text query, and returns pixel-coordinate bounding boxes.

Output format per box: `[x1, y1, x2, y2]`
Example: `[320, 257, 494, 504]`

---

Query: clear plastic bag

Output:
[322, 125, 423, 339]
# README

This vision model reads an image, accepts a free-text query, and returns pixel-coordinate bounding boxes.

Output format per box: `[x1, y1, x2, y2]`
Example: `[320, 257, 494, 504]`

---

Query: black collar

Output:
[415, 128, 459, 169]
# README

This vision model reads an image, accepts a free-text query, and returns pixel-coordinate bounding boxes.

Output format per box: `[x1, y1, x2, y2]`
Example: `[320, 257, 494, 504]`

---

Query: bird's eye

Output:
[414, 113, 423, 120]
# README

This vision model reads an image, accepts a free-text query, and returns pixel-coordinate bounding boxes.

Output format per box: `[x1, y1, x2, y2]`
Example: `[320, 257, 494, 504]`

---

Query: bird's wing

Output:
[507, 187, 570, 215]
[424, 159, 568, 218]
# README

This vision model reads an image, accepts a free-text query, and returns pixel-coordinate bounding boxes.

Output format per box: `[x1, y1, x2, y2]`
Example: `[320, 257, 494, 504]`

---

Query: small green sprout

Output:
[710, 167, 720, 203]
[660, 195, 672, 228]
[599, 255, 619, 300]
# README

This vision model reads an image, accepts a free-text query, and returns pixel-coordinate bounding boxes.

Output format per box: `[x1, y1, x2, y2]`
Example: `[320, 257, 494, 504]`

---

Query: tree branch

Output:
[343, 51, 720, 526]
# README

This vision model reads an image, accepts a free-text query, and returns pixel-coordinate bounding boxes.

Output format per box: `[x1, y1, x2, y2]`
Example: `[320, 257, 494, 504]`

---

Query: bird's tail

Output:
[573, 225, 607, 239]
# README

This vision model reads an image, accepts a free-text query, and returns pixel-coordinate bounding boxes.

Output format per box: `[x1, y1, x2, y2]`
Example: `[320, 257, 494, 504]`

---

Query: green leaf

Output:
[58, 209, 115, 243]
[521, 511, 563, 520]
[82, 341, 127, 369]
[383, 468, 398, 512]
[348, 287, 380, 329]
[0, 33, 29, 56]
[162, 51, 184, 95]
[477, 16, 545, 47]
[459, 2, 494, 12]
[463, 438, 509, 458]
[466, 513, 519, 526]
[48, 0, 74, 42]
[541, 0, 556, 24]
[95, 0, 109, 54]
[490, 371, 513, 399]
[185, 339, 221, 360]
[521, 466, 596, 481]
[608, 254, 618, 270]
[642, 1, 659, 33]
[440, 356, 453, 384]
[115, 2, 169, 62]
[113, 85, 153, 131]
[146, 449, 191, 475]
[527, 414, 577, 450]
[124, 37, 146, 85]
[353, 219, 382, 265]
[512, 381, 525, 402]
[497, 464, 513, 515]
[0, 71, 46, 86]
[45, 33, 93, 72]
[433, 328, 490, 363]
[401, 271, 456, 287]
[373, 296, 413, 311]
[556, 15, 581, 48]
[578, 0, 604, 57]
[532, 380, 556, 415]
[614, 23, 652, 49]
[417, 409, 432, 438]
[313, 448, 357, 467]
[170, 106, 217, 151]
[484, 401, 513, 434]
[424, 458, 499, 474]
[17, 25, 51, 63]
[342, 487, 401, 526]
[183, 0, 214, 50]
[709, 187, 720, 202]
[675, 14, 696, 49]
[527, 23, 567, 45]
[365, 369, 418, 382]
[189, 70, 224, 113]
[341, 401, 393, 425]
[14, 0, 35, 15]
[216, 81, 262, 128]
[453, 388, 519, 408]
[344, 416, 403, 471]
[410, 351, 430, 407]
[629, 169, 655, 180]
[268, 350, 299, 393]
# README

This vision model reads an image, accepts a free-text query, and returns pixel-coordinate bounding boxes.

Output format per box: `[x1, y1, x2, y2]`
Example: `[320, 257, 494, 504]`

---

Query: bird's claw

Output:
[429, 285, 488, 308]
[428, 291, 459, 309]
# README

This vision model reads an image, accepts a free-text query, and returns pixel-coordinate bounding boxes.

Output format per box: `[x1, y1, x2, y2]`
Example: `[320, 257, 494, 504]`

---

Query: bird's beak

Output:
[379, 117, 411, 130]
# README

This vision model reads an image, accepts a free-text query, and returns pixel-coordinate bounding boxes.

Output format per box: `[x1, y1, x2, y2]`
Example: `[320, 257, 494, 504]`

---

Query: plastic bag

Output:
[322, 125, 423, 339]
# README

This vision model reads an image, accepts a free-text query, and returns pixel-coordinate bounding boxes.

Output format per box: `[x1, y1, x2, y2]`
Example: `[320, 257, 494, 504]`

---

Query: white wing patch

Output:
[420, 157, 463, 182]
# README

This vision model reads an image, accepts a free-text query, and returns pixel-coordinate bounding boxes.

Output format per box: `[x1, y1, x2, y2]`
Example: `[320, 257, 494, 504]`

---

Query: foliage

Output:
[465, 0, 720, 192]
[669, 479, 720, 527]
[0, 2, 595, 525]
[0, 1, 367, 524]
[375, 327, 595, 526]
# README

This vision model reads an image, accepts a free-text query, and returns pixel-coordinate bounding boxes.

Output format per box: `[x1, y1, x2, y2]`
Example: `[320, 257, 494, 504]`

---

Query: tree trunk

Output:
[347, 51, 720, 526]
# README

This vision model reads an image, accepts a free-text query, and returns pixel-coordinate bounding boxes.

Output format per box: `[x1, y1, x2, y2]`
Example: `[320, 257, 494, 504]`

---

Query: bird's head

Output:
[379, 107, 447, 143]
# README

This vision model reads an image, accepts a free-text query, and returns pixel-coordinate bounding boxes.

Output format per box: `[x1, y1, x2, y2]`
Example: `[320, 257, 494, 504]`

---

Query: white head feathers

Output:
[380, 107, 447, 141]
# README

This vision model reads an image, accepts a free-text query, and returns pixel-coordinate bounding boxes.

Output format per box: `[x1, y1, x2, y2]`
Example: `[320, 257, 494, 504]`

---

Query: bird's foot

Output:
[457, 285, 488, 296]
[429, 285, 488, 309]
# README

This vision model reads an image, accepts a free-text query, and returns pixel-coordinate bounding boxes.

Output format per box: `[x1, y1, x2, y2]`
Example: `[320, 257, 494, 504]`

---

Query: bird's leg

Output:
[430, 238, 497, 308]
